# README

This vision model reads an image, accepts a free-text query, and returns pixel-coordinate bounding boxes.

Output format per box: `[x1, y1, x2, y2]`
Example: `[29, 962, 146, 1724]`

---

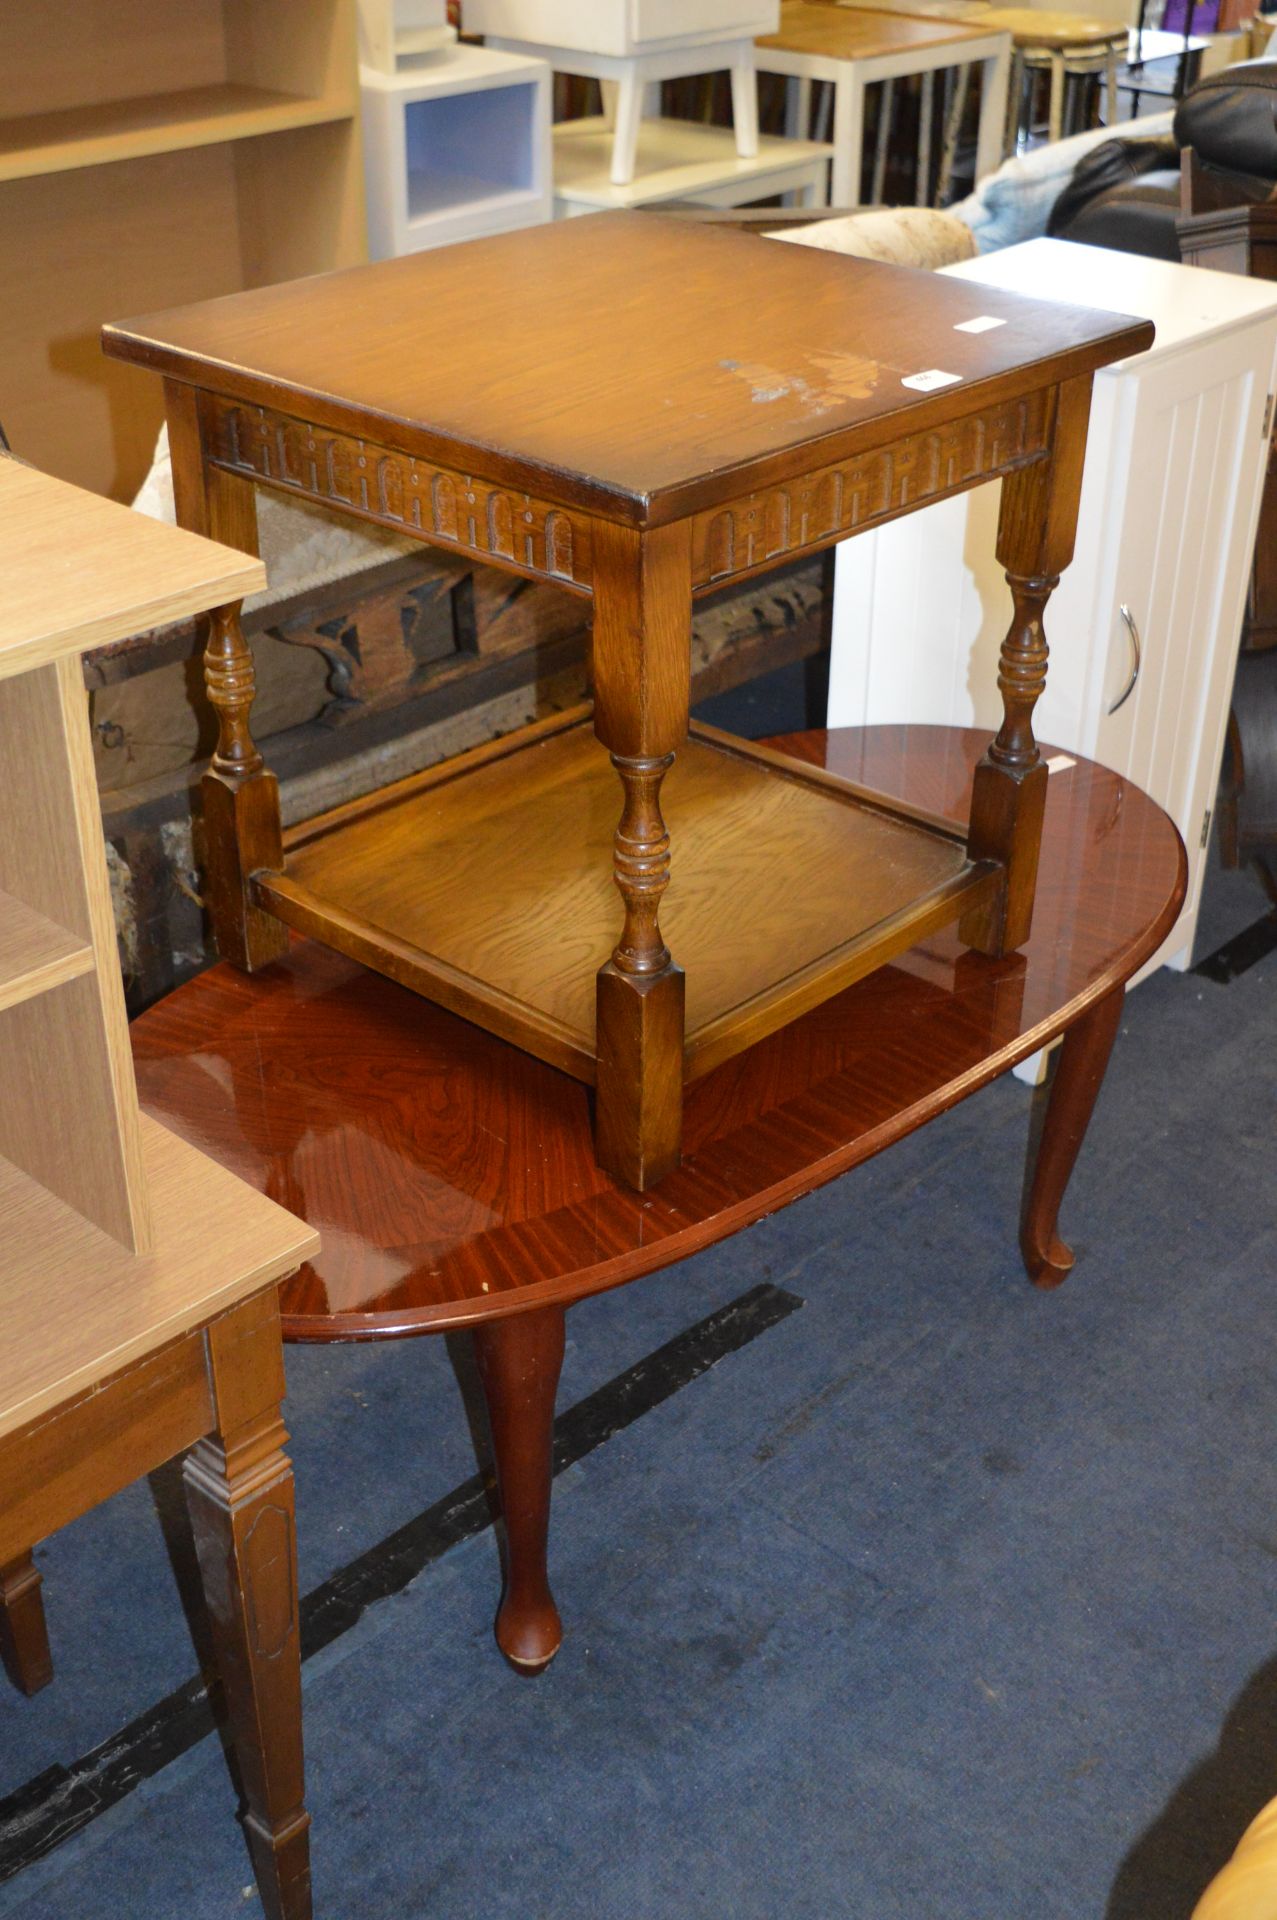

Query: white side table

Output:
[357, 0, 455, 72]
[827, 237, 1277, 980]
[492, 34, 765, 185]
[361, 41, 553, 256]
[464, 0, 779, 184]
[552, 116, 831, 215]
[756, 3, 1012, 204]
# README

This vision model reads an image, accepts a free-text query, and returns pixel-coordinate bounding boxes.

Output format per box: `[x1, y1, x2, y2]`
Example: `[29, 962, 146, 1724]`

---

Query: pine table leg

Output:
[183, 1296, 310, 1920]
[473, 1305, 567, 1675]
[1021, 986, 1124, 1289]
[0, 1552, 53, 1696]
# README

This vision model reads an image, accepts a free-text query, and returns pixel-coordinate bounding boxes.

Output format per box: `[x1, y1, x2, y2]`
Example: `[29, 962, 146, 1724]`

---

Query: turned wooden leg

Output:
[472, 1306, 567, 1675]
[184, 1295, 310, 1920]
[201, 601, 289, 972]
[592, 521, 692, 1191]
[0, 1553, 53, 1696]
[962, 376, 1094, 958]
[165, 378, 287, 974]
[1021, 985, 1124, 1289]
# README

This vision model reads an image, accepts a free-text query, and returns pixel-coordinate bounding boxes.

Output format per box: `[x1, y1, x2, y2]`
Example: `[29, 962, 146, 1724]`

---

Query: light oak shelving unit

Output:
[0, 455, 277, 1255]
[0, 0, 367, 502]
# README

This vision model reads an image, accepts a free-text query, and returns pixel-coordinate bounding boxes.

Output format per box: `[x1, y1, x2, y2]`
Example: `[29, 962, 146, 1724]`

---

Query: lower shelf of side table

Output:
[258, 709, 1001, 1083]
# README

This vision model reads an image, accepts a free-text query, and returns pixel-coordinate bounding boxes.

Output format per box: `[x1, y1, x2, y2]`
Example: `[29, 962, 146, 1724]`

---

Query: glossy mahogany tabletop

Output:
[131, 727, 1186, 1341]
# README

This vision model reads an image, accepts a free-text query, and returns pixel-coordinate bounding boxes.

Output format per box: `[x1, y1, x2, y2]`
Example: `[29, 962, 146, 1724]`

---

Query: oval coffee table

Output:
[132, 726, 1186, 1674]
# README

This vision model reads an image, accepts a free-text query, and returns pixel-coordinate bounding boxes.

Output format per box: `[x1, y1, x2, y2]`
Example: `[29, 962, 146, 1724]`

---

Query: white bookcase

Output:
[462, 0, 778, 57]
[357, 0, 455, 72]
[829, 238, 1277, 979]
[468, 0, 778, 185]
[361, 40, 553, 256]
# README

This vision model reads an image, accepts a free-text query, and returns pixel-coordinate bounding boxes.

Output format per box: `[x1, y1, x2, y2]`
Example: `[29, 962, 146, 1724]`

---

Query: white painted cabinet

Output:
[462, 0, 778, 57]
[829, 237, 1277, 974]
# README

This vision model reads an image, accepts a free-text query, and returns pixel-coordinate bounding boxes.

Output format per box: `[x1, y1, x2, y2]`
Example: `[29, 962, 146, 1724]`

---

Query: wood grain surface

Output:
[0, 1116, 317, 1442]
[0, 458, 263, 677]
[262, 712, 993, 1083]
[103, 213, 1153, 525]
[131, 726, 1186, 1340]
[760, 1, 1005, 54]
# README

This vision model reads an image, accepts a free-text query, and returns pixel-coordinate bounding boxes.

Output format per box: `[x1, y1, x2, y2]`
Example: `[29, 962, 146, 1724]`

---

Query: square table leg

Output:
[962, 374, 1094, 957]
[591, 521, 692, 1191]
[730, 46, 761, 158]
[610, 68, 645, 185]
[785, 71, 814, 139]
[832, 69, 867, 206]
[976, 44, 1011, 184]
[183, 1293, 310, 1920]
[0, 1552, 53, 1696]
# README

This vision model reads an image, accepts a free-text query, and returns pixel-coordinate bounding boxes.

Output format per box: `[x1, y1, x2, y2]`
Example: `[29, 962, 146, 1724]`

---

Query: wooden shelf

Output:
[0, 84, 354, 183]
[262, 711, 999, 1084]
[0, 1116, 317, 1443]
[0, 892, 93, 1014]
[0, 0, 366, 499]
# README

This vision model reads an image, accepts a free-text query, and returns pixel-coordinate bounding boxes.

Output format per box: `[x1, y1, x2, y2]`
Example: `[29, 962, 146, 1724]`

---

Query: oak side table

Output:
[102, 213, 1151, 1193]
[0, 460, 320, 1920]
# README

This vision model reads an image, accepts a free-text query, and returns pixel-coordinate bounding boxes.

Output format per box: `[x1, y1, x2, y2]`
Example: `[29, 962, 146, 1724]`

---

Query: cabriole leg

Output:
[472, 1306, 567, 1675]
[1021, 986, 1124, 1288]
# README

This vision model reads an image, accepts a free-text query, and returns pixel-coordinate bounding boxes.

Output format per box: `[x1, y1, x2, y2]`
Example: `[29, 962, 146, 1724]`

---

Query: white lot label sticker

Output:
[954, 314, 1006, 334]
[1046, 753, 1076, 774]
[901, 368, 962, 392]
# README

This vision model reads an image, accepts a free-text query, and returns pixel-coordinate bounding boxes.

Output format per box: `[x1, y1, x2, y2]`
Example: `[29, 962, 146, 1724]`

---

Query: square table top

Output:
[758, 1, 1005, 54]
[103, 213, 1152, 527]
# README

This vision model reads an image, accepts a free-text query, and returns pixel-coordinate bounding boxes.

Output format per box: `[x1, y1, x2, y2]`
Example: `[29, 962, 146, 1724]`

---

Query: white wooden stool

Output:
[465, 0, 778, 184]
[357, 0, 456, 72]
[757, 1, 1012, 204]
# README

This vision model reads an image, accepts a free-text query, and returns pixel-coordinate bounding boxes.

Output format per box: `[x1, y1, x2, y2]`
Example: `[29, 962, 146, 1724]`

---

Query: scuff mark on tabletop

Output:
[719, 352, 881, 413]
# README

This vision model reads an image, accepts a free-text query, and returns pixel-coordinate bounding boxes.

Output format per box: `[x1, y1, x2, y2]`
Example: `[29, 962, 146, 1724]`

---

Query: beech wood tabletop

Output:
[759, 1, 1007, 55]
[131, 727, 1186, 1340]
[102, 214, 1153, 524]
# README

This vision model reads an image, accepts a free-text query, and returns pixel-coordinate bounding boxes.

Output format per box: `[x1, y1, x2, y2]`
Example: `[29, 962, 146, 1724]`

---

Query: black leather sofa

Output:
[1047, 56, 1277, 259]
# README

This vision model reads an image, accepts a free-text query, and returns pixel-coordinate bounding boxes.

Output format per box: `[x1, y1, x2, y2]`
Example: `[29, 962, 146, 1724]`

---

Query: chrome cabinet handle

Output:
[1108, 603, 1142, 716]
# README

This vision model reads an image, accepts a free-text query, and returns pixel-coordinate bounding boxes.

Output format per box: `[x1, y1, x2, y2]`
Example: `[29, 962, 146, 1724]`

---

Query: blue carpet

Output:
[1, 676, 1274, 1917]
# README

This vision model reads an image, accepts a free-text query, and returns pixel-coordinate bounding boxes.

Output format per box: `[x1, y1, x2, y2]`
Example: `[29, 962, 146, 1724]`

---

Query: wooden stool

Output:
[980, 9, 1128, 144]
[756, 1, 1012, 203]
[0, 458, 319, 1920]
[133, 726, 1187, 1678]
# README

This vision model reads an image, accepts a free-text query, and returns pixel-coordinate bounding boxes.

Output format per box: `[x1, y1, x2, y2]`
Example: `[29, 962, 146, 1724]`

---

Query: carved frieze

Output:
[207, 388, 1053, 600]
[208, 401, 594, 592]
[689, 392, 1051, 588]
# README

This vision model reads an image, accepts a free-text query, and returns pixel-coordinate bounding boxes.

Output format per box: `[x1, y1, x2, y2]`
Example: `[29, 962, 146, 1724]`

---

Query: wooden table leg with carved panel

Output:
[104, 213, 1150, 1195]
